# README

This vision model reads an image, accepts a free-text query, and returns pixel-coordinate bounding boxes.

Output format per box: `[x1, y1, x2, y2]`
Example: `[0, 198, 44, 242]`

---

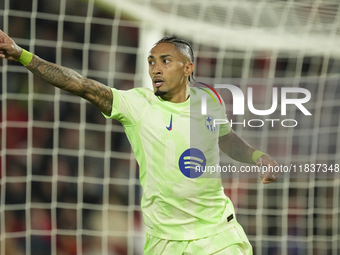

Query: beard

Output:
[154, 89, 168, 97]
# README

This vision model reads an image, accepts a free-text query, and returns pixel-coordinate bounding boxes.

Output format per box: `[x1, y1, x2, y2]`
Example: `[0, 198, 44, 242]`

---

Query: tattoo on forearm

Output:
[26, 56, 112, 114]
[220, 133, 254, 164]
[40, 64, 73, 83]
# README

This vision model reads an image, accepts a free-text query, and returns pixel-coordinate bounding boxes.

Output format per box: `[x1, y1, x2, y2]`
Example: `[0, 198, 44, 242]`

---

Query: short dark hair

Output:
[155, 36, 195, 82]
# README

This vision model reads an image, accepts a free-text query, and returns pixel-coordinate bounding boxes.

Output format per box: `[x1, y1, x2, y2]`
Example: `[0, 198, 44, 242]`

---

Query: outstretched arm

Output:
[0, 29, 113, 116]
[25, 55, 113, 115]
[219, 129, 280, 184]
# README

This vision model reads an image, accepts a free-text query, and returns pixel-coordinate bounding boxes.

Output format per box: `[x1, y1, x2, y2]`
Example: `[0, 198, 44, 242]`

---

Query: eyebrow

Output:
[148, 54, 172, 59]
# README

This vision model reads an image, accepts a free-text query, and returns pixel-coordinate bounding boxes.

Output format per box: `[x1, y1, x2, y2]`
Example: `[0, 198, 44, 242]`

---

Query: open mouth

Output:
[153, 77, 164, 88]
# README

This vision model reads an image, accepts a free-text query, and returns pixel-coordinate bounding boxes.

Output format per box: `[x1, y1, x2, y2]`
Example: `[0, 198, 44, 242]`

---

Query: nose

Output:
[152, 63, 162, 75]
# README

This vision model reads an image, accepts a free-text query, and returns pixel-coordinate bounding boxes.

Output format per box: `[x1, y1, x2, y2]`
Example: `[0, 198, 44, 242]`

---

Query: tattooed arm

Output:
[26, 56, 112, 115]
[218, 129, 256, 164]
[219, 129, 280, 184]
[0, 30, 112, 115]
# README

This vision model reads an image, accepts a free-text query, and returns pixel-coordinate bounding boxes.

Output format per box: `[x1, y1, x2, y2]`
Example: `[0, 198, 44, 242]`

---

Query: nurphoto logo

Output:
[200, 84, 312, 128]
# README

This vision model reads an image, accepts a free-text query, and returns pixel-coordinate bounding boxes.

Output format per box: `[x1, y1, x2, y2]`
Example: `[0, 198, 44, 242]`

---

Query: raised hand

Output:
[0, 29, 22, 61]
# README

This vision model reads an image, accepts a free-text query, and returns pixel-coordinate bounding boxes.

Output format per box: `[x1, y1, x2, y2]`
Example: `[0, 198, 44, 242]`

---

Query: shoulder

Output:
[133, 87, 155, 99]
[190, 86, 224, 106]
[111, 87, 155, 101]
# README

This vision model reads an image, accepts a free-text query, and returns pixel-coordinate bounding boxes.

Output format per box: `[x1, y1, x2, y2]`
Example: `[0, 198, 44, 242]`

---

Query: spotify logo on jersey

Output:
[178, 148, 206, 178]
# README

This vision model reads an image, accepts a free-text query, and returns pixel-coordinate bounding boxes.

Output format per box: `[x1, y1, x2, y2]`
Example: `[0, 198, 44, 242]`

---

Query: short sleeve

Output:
[218, 96, 231, 137]
[102, 88, 149, 126]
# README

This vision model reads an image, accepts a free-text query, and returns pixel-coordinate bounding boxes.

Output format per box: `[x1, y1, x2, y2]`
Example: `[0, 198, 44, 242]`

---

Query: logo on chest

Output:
[166, 114, 173, 131]
[205, 115, 216, 133]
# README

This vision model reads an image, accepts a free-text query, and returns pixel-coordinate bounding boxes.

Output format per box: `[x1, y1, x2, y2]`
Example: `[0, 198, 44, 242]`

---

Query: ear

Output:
[184, 62, 194, 78]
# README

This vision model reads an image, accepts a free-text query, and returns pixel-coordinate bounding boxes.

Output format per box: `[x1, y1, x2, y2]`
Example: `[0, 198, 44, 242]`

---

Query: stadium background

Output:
[0, 0, 339, 254]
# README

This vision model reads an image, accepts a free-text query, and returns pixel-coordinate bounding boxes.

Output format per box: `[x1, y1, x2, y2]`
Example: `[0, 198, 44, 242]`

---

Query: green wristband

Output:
[252, 150, 268, 163]
[16, 49, 33, 66]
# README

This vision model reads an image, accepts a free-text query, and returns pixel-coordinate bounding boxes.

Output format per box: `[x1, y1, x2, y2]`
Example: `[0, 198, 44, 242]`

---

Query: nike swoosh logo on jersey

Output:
[166, 114, 173, 131]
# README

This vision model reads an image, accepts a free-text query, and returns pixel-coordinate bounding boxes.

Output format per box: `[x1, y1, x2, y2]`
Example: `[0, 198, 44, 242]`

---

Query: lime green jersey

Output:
[103, 87, 233, 240]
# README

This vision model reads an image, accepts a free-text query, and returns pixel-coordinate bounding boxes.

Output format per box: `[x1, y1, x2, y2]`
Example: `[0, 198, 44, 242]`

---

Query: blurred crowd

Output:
[1, 0, 142, 254]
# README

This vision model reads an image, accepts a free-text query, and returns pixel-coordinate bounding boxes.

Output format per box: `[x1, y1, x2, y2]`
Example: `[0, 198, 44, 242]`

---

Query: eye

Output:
[163, 59, 170, 64]
[148, 60, 154, 66]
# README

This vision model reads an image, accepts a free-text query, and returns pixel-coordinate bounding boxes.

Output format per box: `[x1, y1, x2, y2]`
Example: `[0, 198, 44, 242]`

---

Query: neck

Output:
[160, 83, 190, 103]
